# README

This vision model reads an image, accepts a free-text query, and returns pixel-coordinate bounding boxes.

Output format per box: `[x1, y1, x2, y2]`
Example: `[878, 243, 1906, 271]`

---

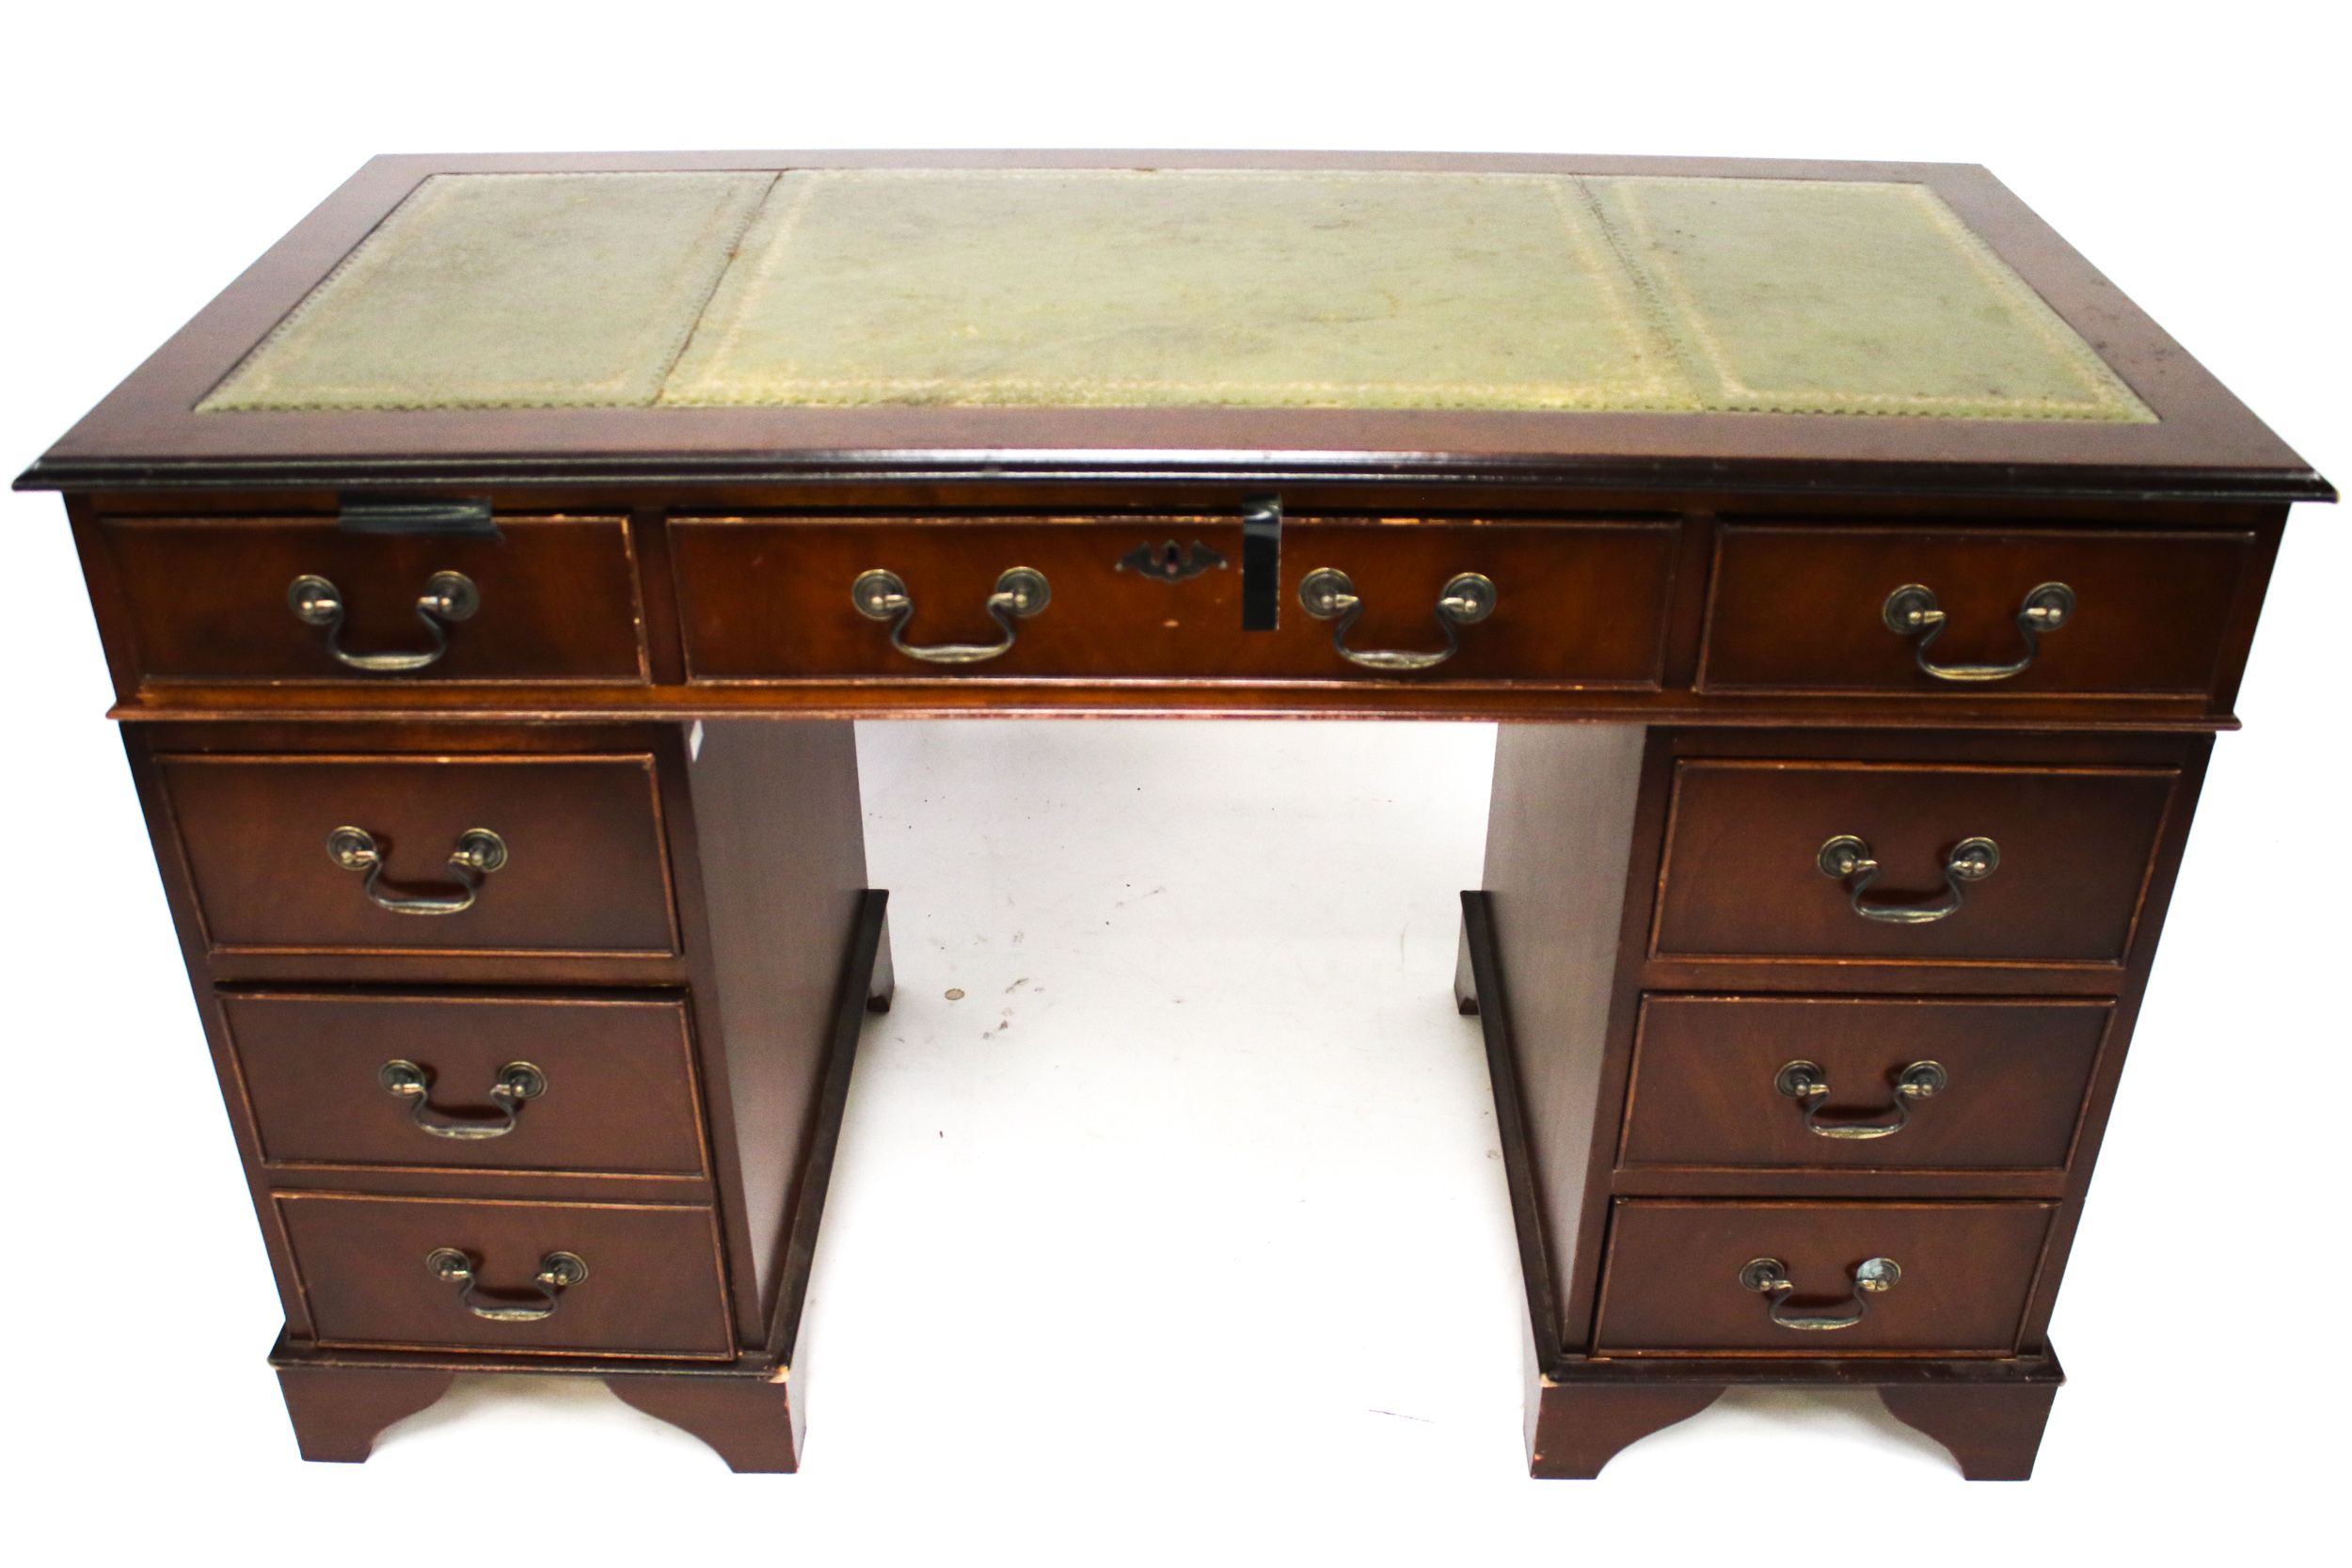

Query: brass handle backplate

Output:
[426, 1247, 586, 1322]
[1774, 1059, 1947, 1139]
[1740, 1255, 1900, 1331]
[288, 571, 479, 672]
[1883, 580, 2074, 683]
[852, 567, 1051, 664]
[1297, 568, 1497, 671]
[379, 1059, 547, 1139]
[327, 826, 507, 915]
[1818, 834, 1997, 925]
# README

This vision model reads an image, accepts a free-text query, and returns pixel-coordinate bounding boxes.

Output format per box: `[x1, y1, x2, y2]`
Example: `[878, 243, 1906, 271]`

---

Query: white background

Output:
[2, 4, 2344, 1563]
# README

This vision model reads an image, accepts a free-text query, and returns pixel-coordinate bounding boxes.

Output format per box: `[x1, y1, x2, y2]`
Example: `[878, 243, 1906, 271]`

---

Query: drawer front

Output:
[161, 754, 679, 957]
[672, 517, 1677, 684]
[1620, 996, 2111, 1170]
[1593, 1199, 2055, 1354]
[1652, 760, 2177, 963]
[277, 1193, 733, 1355]
[225, 991, 707, 1176]
[100, 515, 647, 683]
[1701, 524, 2257, 696]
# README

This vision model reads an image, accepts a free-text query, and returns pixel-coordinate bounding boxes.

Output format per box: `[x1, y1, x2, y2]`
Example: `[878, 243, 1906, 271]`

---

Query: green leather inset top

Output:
[201, 168, 2153, 422]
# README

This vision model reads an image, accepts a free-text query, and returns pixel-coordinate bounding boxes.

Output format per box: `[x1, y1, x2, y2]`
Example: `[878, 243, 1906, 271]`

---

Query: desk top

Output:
[198, 167, 2152, 423]
[14, 151, 2330, 504]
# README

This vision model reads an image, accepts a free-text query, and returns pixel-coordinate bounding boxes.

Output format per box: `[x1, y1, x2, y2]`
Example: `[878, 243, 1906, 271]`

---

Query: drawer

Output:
[1651, 760, 2177, 963]
[276, 1193, 733, 1355]
[98, 515, 647, 683]
[671, 516, 1677, 684]
[1700, 524, 2258, 696]
[1619, 996, 2111, 1171]
[223, 991, 707, 1176]
[1593, 1199, 2055, 1354]
[160, 753, 679, 957]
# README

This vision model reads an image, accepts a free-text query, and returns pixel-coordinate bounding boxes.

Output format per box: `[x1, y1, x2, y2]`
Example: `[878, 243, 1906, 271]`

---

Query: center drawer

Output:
[159, 752, 680, 957]
[670, 516, 1678, 684]
[275, 1193, 735, 1356]
[223, 990, 708, 1176]
[1650, 759, 2179, 964]
[1593, 1198, 2056, 1354]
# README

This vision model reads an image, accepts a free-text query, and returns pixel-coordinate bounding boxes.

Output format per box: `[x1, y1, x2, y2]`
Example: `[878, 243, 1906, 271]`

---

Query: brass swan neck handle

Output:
[852, 567, 1051, 664]
[426, 1248, 586, 1323]
[326, 826, 507, 915]
[1774, 1059, 1947, 1139]
[1819, 834, 1998, 925]
[288, 571, 479, 672]
[1740, 1256, 1901, 1331]
[1297, 568, 1496, 671]
[1883, 581, 2074, 683]
[379, 1059, 547, 1139]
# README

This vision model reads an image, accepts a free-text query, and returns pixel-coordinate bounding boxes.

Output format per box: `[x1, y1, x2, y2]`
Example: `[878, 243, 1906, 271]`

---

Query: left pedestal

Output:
[124, 717, 887, 1470]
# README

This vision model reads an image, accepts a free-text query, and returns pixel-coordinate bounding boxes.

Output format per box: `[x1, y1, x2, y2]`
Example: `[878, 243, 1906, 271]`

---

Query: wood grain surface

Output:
[98, 515, 647, 687]
[673, 515, 1677, 685]
[1650, 760, 2177, 963]
[1592, 1198, 2056, 1354]
[224, 990, 708, 1176]
[1617, 996, 2111, 1172]
[1700, 524, 2258, 696]
[159, 752, 680, 957]
[276, 1193, 735, 1356]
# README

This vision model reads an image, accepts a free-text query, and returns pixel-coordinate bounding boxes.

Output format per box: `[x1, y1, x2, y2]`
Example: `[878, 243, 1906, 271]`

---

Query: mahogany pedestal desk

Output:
[19, 150, 2331, 1481]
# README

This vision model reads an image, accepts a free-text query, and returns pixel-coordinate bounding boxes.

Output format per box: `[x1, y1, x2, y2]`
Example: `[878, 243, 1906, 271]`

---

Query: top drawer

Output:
[672, 517, 1678, 685]
[1650, 759, 2180, 965]
[96, 516, 647, 684]
[157, 752, 680, 958]
[1699, 525, 2259, 697]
